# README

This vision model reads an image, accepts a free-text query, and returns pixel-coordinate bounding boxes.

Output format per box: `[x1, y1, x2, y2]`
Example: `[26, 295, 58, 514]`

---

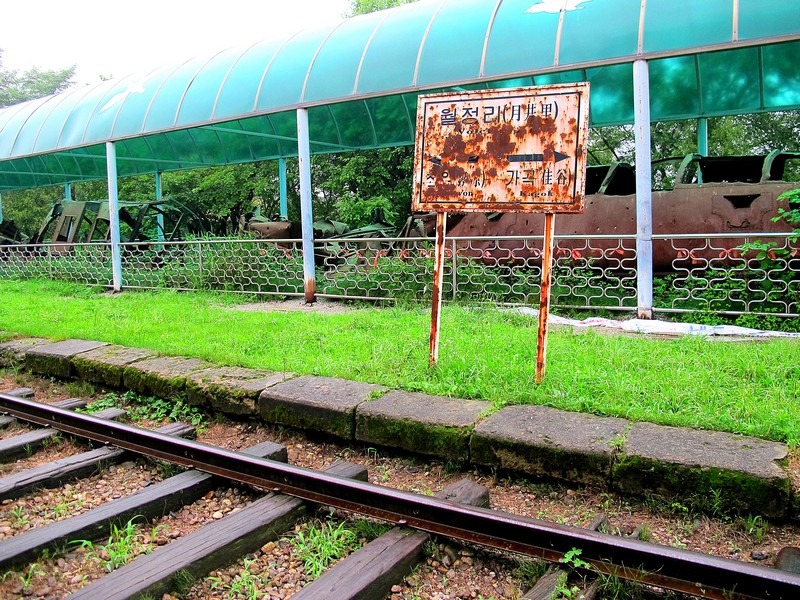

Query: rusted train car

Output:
[442, 151, 799, 270]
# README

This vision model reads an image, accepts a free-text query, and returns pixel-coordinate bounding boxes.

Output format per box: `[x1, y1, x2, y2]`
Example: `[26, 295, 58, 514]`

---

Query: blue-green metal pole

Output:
[633, 59, 653, 319]
[297, 109, 316, 304]
[106, 142, 123, 292]
[64, 183, 71, 202]
[0, 193, 3, 224]
[697, 118, 708, 156]
[279, 157, 288, 220]
[155, 172, 165, 243]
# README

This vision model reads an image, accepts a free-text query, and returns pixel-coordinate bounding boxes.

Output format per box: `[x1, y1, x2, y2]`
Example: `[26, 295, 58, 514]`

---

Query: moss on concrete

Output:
[356, 413, 473, 462]
[260, 401, 356, 440]
[470, 435, 613, 486]
[613, 455, 791, 518]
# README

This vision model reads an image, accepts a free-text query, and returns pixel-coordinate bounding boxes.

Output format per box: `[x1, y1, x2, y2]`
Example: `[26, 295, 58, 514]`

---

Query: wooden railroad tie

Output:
[69, 459, 367, 600]
[293, 478, 490, 600]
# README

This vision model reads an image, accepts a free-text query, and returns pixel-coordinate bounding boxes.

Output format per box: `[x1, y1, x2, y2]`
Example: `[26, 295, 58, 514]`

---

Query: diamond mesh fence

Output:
[1, 233, 797, 317]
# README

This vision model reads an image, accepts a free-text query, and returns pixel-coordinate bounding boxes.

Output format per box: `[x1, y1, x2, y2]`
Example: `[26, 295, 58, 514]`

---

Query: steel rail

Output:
[2, 393, 798, 600]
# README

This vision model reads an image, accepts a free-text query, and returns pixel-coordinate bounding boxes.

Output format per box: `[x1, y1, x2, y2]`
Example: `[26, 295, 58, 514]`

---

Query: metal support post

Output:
[429, 212, 447, 366]
[279, 157, 288, 220]
[697, 117, 708, 183]
[633, 60, 653, 319]
[697, 118, 708, 157]
[155, 171, 165, 243]
[106, 142, 123, 292]
[297, 109, 316, 303]
[0, 192, 3, 224]
[64, 183, 72, 201]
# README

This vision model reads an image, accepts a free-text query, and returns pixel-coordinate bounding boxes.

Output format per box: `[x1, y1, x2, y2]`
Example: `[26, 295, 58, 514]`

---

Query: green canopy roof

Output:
[1, 0, 799, 191]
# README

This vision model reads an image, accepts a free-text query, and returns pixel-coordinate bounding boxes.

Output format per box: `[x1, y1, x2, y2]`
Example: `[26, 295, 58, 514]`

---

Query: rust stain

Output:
[304, 278, 316, 304]
[413, 83, 590, 215]
[428, 212, 447, 366]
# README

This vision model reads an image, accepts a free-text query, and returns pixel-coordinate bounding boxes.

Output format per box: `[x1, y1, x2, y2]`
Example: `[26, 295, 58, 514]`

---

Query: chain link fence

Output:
[1, 233, 797, 317]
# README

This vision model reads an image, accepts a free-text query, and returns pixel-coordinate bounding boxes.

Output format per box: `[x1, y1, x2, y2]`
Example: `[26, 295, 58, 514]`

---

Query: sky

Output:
[0, 0, 352, 85]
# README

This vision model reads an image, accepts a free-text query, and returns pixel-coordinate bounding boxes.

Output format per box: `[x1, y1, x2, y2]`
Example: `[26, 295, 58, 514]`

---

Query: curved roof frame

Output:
[0, 0, 799, 191]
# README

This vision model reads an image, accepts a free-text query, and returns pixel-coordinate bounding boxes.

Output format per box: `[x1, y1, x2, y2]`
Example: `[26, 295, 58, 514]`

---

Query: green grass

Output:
[1, 279, 799, 445]
[289, 519, 360, 579]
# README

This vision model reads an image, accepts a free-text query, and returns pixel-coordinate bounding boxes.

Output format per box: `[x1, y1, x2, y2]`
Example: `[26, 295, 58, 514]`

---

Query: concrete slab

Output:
[471, 405, 628, 486]
[187, 367, 292, 416]
[73, 345, 158, 388]
[259, 376, 385, 439]
[613, 422, 791, 518]
[25, 339, 109, 378]
[122, 356, 213, 399]
[355, 391, 489, 462]
[0, 338, 51, 368]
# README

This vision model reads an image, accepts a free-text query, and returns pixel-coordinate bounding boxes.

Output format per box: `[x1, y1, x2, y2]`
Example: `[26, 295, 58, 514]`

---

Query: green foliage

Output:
[347, 0, 417, 17]
[75, 518, 155, 572]
[209, 556, 264, 600]
[0, 51, 75, 108]
[513, 559, 548, 588]
[10, 506, 29, 527]
[321, 252, 433, 299]
[18, 563, 43, 591]
[560, 547, 590, 569]
[199, 240, 304, 295]
[289, 519, 359, 579]
[598, 573, 648, 600]
[87, 390, 207, 429]
[350, 518, 392, 540]
[312, 147, 414, 228]
[3, 280, 800, 445]
[740, 514, 769, 543]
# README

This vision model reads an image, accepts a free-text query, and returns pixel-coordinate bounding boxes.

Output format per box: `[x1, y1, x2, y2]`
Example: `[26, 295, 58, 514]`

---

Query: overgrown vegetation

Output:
[83, 390, 207, 429]
[288, 519, 360, 579]
[73, 518, 157, 573]
[1, 280, 799, 445]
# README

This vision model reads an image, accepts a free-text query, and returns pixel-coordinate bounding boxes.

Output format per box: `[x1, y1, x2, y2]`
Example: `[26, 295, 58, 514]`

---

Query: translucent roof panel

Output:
[354, 1, 440, 94]
[255, 28, 333, 112]
[303, 15, 380, 103]
[558, 0, 642, 65]
[763, 41, 800, 109]
[415, 0, 496, 86]
[483, 0, 560, 77]
[1, 0, 799, 191]
[643, 0, 733, 54]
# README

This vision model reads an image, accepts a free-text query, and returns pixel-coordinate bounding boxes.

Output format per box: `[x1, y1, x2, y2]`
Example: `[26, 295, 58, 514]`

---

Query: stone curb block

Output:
[26, 340, 109, 379]
[0, 335, 793, 518]
[471, 405, 629, 487]
[259, 376, 385, 439]
[187, 367, 293, 416]
[355, 390, 490, 462]
[122, 356, 214, 399]
[72, 345, 158, 388]
[613, 422, 791, 518]
[0, 338, 51, 368]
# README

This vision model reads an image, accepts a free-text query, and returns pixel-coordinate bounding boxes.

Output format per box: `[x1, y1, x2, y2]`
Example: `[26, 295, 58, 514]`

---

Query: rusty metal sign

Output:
[413, 83, 590, 214]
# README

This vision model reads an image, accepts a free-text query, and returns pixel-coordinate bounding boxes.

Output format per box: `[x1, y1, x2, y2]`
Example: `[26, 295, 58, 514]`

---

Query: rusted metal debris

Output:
[2, 393, 799, 600]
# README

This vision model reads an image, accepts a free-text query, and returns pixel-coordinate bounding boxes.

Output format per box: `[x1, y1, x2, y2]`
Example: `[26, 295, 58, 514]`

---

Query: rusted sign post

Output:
[412, 83, 589, 379]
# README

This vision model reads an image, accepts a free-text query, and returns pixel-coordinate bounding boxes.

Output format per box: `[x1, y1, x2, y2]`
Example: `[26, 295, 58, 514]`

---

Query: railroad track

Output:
[1, 390, 799, 600]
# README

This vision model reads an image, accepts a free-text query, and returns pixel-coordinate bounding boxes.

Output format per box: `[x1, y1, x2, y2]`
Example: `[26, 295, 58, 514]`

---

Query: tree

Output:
[347, 0, 416, 16]
[1, 51, 76, 236]
[0, 50, 75, 108]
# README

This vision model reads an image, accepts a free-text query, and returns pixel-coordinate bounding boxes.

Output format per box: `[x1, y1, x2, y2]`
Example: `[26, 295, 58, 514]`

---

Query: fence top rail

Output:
[4, 231, 794, 251]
